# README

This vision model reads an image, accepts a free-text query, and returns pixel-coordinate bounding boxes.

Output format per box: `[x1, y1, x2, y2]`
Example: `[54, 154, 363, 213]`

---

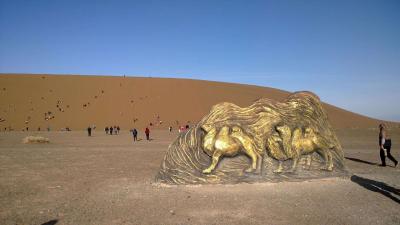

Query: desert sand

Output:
[1, 74, 399, 225]
[0, 128, 399, 225]
[0, 74, 395, 131]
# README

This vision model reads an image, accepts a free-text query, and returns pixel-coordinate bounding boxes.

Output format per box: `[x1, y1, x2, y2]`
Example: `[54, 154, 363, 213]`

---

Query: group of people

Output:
[105, 126, 120, 135]
[129, 127, 151, 141]
[87, 125, 96, 136]
[178, 124, 190, 133]
[88, 125, 150, 141]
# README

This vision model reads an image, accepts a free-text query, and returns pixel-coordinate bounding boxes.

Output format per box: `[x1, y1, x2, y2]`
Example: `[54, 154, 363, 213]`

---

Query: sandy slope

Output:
[0, 74, 394, 130]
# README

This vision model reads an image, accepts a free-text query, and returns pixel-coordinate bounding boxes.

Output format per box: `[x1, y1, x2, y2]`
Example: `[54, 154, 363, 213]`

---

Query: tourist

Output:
[105, 126, 109, 134]
[169, 126, 172, 132]
[114, 125, 117, 135]
[109, 126, 113, 135]
[379, 123, 398, 167]
[117, 126, 120, 134]
[131, 128, 138, 142]
[145, 127, 150, 141]
[87, 126, 92, 137]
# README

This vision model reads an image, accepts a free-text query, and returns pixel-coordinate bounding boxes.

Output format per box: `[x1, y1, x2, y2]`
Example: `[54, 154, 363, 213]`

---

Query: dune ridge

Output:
[0, 73, 394, 131]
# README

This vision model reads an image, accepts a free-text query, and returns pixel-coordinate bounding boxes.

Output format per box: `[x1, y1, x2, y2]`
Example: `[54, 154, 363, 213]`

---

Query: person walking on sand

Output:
[117, 126, 120, 134]
[87, 126, 92, 137]
[109, 126, 113, 135]
[379, 124, 398, 167]
[145, 127, 150, 141]
[169, 126, 172, 132]
[105, 126, 109, 134]
[131, 128, 138, 142]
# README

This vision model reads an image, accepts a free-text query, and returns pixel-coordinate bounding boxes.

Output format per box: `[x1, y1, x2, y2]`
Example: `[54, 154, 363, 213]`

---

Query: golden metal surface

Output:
[156, 91, 346, 184]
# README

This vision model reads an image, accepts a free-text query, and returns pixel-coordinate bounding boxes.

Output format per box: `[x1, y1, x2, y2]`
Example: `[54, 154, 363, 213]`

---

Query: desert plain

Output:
[0, 128, 399, 225]
[0, 74, 399, 225]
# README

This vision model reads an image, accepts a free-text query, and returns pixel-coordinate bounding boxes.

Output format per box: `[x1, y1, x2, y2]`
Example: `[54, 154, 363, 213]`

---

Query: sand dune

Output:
[0, 74, 394, 130]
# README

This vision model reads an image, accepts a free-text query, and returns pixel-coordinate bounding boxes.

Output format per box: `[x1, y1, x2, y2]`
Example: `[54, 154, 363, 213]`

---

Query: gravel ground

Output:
[0, 129, 399, 225]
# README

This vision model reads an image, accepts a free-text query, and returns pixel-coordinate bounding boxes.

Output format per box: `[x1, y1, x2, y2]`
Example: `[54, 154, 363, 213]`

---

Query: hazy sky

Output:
[1, 0, 399, 121]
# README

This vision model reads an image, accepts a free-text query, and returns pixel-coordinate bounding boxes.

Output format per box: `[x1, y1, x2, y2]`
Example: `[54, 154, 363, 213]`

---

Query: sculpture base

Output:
[155, 126, 348, 185]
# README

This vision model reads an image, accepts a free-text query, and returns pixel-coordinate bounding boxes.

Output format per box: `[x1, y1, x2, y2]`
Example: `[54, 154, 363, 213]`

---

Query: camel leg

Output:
[256, 154, 263, 174]
[320, 149, 333, 171]
[306, 154, 312, 169]
[327, 150, 333, 171]
[244, 149, 258, 173]
[274, 161, 284, 173]
[203, 150, 223, 174]
[287, 148, 301, 173]
[288, 157, 299, 173]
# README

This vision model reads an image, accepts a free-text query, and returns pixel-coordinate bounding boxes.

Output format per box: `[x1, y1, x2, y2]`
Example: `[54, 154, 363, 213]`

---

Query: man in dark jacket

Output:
[87, 126, 92, 136]
[131, 128, 138, 142]
[145, 127, 150, 141]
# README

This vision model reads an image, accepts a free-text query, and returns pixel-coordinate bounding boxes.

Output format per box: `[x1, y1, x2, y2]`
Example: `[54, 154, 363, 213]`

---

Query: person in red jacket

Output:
[145, 127, 150, 141]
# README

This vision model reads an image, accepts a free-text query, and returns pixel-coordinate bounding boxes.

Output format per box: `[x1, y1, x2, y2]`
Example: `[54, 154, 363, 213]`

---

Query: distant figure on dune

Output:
[131, 128, 138, 142]
[169, 126, 172, 132]
[145, 127, 150, 141]
[117, 126, 120, 134]
[109, 126, 113, 135]
[113, 126, 117, 135]
[87, 126, 92, 137]
[105, 126, 109, 134]
[379, 124, 398, 167]
[37, 127, 40, 131]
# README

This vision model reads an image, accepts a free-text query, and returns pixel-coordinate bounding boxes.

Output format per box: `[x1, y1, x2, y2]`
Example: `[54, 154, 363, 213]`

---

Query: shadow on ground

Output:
[41, 219, 58, 225]
[351, 175, 400, 204]
[345, 157, 378, 166]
